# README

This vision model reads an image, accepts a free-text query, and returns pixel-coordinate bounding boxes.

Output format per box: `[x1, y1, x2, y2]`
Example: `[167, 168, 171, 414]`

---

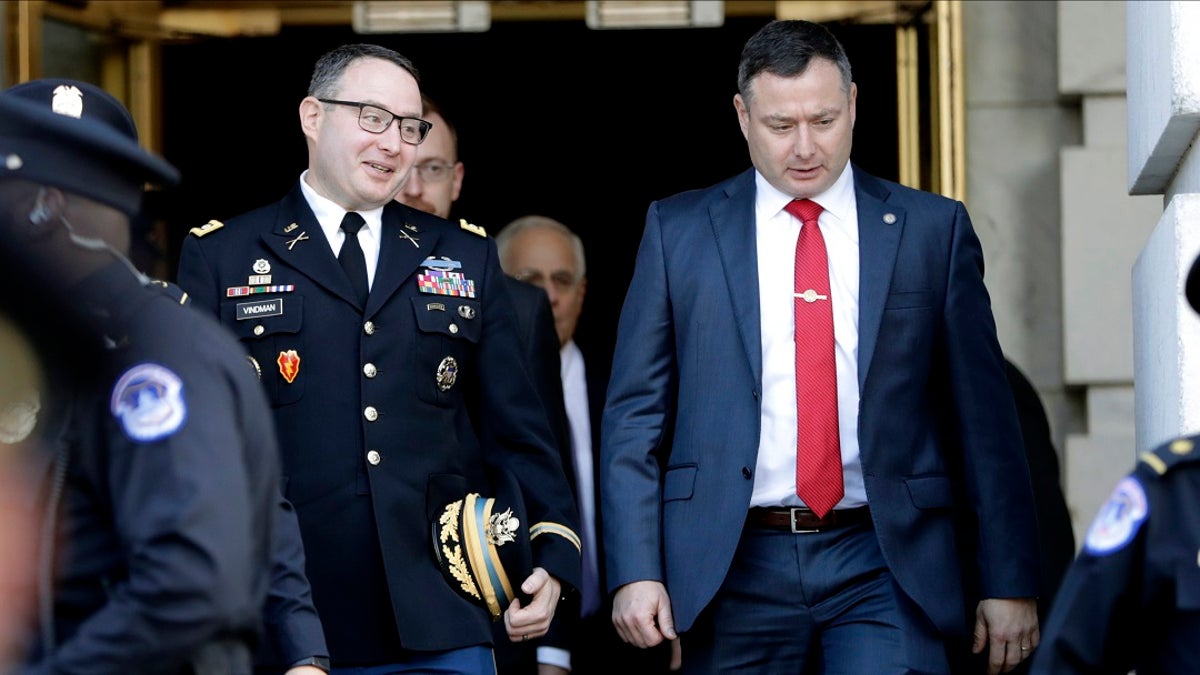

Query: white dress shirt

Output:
[299, 170, 383, 289]
[750, 163, 866, 509]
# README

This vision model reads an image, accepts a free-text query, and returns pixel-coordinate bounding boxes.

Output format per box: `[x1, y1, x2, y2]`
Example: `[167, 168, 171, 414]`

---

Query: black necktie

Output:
[338, 211, 369, 306]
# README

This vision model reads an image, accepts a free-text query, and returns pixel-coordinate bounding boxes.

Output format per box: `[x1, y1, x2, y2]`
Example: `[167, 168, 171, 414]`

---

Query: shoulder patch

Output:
[459, 219, 487, 238]
[1139, 434, 1200, 476]
[1083, 475, 1148, 556]
[110, 363, 187, 442]
[189, 219, 225, 238]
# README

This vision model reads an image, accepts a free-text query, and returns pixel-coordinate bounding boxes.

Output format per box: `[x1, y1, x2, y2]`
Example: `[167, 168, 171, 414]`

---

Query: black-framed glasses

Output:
[318, 98, 431, 145]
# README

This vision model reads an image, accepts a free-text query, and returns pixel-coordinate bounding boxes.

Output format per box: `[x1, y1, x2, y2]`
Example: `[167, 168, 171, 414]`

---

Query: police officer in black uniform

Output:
[0, 78, 320, 674]
[1028, 256, 1200, 674]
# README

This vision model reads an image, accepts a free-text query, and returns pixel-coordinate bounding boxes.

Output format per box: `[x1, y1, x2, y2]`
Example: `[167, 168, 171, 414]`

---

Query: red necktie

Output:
[785, 198, 843, 517]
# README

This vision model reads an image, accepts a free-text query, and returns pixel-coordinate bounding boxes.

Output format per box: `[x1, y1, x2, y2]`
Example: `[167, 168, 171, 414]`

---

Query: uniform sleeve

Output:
[476, 240, 581, 592]
[1029, 475, 1147, 674]
[257, 494, 329, 669]
[32, 351, 262, 671]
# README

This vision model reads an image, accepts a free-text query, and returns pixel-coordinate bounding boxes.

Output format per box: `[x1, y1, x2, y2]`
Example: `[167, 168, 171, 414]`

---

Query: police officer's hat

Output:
[0, 78, 179, 217]
[432, 469, 533, 620]
[1188, 254, 1200, 315]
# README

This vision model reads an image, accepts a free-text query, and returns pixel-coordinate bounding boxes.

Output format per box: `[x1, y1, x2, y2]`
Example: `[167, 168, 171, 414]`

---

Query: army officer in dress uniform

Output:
[1028, 254, 1200, 674]
[176, 44, 580, 674]
[0, 79, 293, 674]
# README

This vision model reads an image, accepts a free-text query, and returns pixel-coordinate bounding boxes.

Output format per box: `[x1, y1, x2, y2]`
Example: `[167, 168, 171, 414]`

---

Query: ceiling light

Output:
[585, 1, 724, 29]
[352, 1, 491, 33]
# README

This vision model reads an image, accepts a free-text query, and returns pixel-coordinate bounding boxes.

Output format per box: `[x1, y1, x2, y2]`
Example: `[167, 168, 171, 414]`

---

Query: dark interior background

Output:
[154, 17, 898, 364]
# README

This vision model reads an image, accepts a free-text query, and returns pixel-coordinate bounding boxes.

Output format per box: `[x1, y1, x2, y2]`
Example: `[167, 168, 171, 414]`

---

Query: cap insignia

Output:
[51, 85, 84, 119]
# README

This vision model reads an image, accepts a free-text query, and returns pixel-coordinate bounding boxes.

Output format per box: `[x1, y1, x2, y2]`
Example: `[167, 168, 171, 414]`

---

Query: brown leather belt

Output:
[746, 506, 872, 533]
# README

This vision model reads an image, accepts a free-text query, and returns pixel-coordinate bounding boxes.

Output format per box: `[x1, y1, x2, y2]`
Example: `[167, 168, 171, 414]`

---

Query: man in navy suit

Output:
[602, 20, 1040, 675]
[177, 44, 580, 674]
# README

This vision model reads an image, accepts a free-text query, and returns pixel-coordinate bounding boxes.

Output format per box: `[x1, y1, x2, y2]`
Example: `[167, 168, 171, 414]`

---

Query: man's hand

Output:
[537, 665, 568, 675]
[972, 597, 1039, 674]
[612, 580, 677, 649]
[504, 567, 562, 642]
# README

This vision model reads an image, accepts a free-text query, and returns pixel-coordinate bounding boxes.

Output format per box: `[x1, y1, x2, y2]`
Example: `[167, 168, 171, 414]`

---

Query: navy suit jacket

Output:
[177, 185, 580, 662]
[600, 166, 1039, 637]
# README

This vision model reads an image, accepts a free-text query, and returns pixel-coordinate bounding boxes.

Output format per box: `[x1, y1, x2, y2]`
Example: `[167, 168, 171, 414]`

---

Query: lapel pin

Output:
[283, 223, 298, 233]
[399, 230, 420, 248]
[286, 231, 310, 250]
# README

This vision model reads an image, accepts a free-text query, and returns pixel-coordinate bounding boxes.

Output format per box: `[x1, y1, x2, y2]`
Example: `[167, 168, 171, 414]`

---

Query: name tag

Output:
[236, 298, 283, 320]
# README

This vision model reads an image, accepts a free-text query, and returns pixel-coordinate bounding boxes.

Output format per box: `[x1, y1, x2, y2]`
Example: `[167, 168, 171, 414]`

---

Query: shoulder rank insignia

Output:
[189, 219, 225, 238]
[1139, 434, 1200, 476]
[459, 219, 487, 238]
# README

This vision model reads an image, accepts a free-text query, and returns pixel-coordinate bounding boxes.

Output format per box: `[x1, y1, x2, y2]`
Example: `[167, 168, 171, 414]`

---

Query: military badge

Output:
[110, 363, 187, 442]
[417, 270, 476, 298]
[226, 284, 295, 298]
[436, 356, 458, 391]
[189, 219, 224, 238]
[421, 256, 462, 272]
[459, 219, 487, 238]
[277, 350, 301, 384]
[457, 305, 476, 320]
[247, 356, 262, 381]
[253, 259, 271, 274]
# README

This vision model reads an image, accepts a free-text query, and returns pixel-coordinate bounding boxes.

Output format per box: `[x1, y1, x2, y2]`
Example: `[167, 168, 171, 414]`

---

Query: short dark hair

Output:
[308, 44, 420, 99]
[421, 94, 458, 152]
[737, 20, 852, 103]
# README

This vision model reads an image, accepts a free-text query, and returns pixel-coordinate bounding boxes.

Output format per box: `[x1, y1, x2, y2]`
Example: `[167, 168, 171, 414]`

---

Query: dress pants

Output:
[680, 519, 949, 675]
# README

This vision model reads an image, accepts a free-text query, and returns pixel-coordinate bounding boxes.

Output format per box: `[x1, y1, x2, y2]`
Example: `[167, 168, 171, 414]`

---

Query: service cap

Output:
[0, 78, 179, 217]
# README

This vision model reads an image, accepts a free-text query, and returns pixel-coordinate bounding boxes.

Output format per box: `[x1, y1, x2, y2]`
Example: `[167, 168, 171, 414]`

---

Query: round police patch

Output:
[1083, 476, 1148, 555]
[110, 363, 187, 442]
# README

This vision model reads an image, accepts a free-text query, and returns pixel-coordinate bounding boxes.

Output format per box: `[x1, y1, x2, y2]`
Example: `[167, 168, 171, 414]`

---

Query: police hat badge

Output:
[432, 469, 533, 619]
[0, 79, 179, 218]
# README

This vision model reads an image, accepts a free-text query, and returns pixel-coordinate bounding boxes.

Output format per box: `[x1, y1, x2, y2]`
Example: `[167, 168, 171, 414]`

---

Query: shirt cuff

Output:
[537, 645, 571, 671]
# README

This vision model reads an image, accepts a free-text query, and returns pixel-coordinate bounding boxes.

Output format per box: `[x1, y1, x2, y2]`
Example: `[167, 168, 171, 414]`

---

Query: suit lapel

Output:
[854, 168, 903, 389]
[710, 169, 762, 385]
[365, 203, 442, 318]
[261, 186, 360, 307]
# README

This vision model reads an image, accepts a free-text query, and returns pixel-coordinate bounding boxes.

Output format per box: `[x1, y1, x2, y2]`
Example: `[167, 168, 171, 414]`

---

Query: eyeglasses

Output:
[413, 161, 457, 183]
[318, 98, 431, 145]
[513, 270, 581, 292]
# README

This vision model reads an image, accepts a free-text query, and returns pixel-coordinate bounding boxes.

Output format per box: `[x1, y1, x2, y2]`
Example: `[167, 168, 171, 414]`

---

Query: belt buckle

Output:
[789, 507, 820, 534]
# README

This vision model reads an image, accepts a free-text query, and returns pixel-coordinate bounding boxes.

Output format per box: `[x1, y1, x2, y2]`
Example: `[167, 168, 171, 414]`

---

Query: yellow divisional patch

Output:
[459, 219, 487, 238]
[189, 219, 225, 238]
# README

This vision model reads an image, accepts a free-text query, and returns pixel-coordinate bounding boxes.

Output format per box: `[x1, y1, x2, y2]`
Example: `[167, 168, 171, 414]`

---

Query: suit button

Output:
[364, 406, 378, 421]
[363, 363, 377, 378]
[364, 321, 376, 335]
[366, 450, 381, 466]
[253, 324, 264, 336]
[742, 467, 752, 479]
[449, 323, 459, 334]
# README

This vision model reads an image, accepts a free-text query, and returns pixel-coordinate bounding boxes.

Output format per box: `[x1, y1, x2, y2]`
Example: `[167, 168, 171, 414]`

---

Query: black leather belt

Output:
[746, 506, 872, 533]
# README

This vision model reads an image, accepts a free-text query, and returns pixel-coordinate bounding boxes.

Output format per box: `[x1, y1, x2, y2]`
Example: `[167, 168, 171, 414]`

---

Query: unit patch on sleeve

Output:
[1083, 476, 1148, 556]
[110, 363, 187, 442]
